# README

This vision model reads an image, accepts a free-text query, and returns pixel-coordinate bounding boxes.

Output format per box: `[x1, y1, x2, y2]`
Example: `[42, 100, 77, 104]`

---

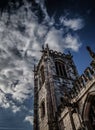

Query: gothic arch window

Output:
[41, 101, 45, 118]
[88, 96, 95, 130]
[55, 60, 67, 77]
[83, 93, 95, 130]
[40, 66, 45, 86]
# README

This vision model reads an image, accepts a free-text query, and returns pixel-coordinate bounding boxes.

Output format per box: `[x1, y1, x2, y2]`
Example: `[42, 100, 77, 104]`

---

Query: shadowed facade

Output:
[34, 45, 95, 130]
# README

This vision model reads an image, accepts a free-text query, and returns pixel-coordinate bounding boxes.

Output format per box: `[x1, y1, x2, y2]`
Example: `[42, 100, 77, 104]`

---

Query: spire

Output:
[86, 46, 95, 59]
[68, 51, 72, 57]
[46, 43, 49, 51]
[40, 44, 49, 53]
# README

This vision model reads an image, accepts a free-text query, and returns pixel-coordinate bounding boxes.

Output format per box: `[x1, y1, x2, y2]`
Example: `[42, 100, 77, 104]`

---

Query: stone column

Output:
[45, 56, 59, 130]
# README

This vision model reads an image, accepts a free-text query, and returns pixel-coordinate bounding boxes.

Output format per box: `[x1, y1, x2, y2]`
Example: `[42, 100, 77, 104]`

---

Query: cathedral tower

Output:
[33, 45, 79, 130]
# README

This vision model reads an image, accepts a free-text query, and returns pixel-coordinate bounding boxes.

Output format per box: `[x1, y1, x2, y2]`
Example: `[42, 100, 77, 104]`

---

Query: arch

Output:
[83, 91, 95, 130]
[40, 65, 45, 86]
[55, 59, 67, 77]
[40, 100, 45, 118]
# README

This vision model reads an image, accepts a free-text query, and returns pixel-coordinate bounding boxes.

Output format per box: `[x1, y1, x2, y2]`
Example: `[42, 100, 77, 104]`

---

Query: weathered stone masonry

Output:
[34, 45, 95, 130]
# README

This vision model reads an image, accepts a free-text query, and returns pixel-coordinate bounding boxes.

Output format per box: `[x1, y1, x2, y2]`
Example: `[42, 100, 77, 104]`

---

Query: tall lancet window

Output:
[40, 66, 45, 86]
[55, 61, 67, 77]
[41, 101, 45, 118]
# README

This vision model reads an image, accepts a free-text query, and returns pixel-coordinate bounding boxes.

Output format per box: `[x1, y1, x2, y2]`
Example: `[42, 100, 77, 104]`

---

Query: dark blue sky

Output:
[0, 0, 95, 130]
[44, 0, 95, 74]
[45, 0, 95, 74]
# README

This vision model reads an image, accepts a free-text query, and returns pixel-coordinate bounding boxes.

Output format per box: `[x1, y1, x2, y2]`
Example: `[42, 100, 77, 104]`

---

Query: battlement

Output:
[35, 44, 72, 72]
[71, 60, 95, 99]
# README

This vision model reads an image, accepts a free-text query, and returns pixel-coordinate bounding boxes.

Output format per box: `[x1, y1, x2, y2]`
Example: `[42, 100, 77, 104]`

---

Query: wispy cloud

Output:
[63, 34, 82, 51]
[45, 27, 82, 52]
[24, 115, 33, 125]
[60, 17, 84, 31]
[0, 0, 85, 128]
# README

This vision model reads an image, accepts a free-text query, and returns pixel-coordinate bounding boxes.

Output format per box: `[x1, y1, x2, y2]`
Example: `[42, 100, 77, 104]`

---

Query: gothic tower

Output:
[33, 45, 79, 130]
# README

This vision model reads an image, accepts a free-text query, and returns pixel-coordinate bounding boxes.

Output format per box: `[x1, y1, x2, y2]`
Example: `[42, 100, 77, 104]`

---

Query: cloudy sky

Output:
[0, 0, 95, 129]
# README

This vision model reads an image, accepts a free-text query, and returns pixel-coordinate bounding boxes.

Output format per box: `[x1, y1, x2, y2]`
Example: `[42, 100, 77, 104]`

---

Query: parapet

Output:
[71, 65, 95, 98]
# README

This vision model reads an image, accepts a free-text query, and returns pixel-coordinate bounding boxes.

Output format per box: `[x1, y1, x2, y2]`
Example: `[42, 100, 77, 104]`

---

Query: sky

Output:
[0, 0, 95, 130]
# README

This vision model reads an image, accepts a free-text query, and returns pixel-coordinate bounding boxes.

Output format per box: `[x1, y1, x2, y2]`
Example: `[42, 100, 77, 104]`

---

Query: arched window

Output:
[40, 66, 45, 86]
[89, 96, 95, 129]
[55, 61, 67, 77]
[41, 101, 45, 118]
[83, 94, 95, 130]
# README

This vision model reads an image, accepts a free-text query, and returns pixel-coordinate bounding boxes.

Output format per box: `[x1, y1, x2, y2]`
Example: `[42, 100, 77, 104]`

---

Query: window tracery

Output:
[55, 60, 67, 77]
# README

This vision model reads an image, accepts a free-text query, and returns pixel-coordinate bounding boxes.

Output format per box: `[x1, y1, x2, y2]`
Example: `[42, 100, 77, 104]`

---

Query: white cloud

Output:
[24, 115, 33, 125]
[0, 1, 84, 126]
[63, 34, 82, 51]
[0, 91, 10, 109]
[60, 17, 84, 31]
[0, 2, 83, 111]
[0, 1, 38, 113]
[37, 24, 48, 38]
[45, 27, 63, 51]
[45, 28, 81, 52]
[12, 104, 21, 113]
[12, 82, 33, 103]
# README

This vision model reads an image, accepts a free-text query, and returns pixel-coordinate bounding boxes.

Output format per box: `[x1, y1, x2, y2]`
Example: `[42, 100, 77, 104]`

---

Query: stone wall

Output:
[59, 64, 95, 130]
[34, 46, 95, 130]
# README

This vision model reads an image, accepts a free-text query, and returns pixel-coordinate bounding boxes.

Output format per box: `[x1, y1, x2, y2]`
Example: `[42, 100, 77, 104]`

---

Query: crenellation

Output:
[90, 61, 95, 70]
[88, 67, 94, 75]
[81, 75, 86, 86]
[81, 74, 88, 84]
[78, 76, 85, 88]
[84, 69, 91, 81]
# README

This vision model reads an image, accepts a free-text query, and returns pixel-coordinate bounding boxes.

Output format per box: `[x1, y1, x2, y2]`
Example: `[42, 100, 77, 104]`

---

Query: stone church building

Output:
[33, 45, 95, 130]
